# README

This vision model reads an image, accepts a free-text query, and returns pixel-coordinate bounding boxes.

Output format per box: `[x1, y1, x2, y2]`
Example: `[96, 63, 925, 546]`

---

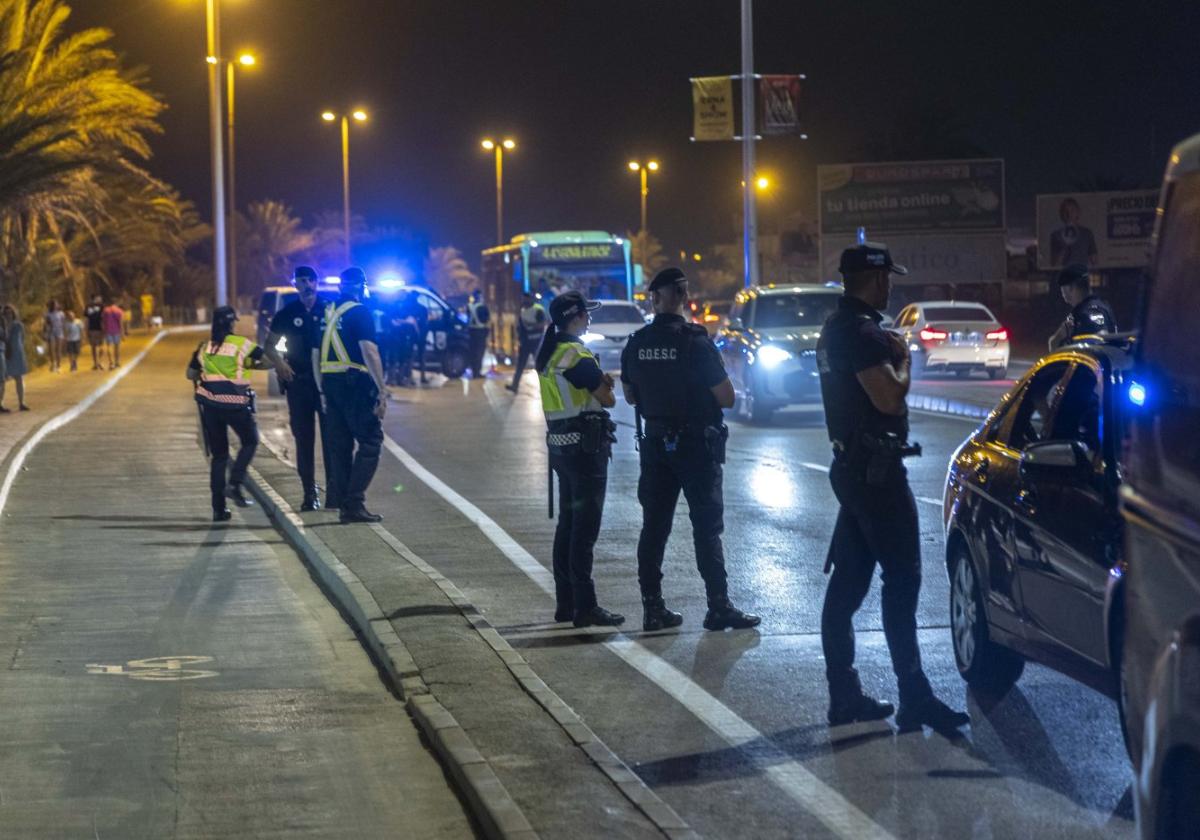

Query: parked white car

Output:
[893, 300, 1010, 379]
[579, 300, 649, 371]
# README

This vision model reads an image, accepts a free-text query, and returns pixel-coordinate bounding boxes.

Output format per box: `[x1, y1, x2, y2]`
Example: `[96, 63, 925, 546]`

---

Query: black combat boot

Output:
[895, 695, 970, 734]
[828, 693, 895, 726]
[213, 508, 232, 522]
[702, 598, 761, 631]
[573, 606, 626, 628]
[642, 596, 683, 631]
[224, 483, 252, 507]
[300, 488, 321, 512]
[339, 506, 383, 524]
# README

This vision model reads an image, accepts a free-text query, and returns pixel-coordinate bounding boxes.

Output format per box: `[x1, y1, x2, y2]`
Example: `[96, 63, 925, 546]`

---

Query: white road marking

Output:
[795, 461, 940, 508]
[0, 330, 171, 516]
[86, 655, 218, 681]
[916, 496, 943, 507]
[381, 433, 896, 840]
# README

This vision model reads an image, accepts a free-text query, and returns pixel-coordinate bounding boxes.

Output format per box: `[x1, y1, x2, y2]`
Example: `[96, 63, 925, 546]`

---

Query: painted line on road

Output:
[795, 461, 940, 508]
[381, 432, 897, 840]
[0, 329, 175, 516]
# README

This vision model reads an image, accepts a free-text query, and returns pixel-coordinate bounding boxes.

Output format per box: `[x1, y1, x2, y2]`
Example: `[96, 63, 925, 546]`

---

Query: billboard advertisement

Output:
[820, 232, 1007, 287]
[1035, 190, 1157, 270]
[818, 159, 1005, 235]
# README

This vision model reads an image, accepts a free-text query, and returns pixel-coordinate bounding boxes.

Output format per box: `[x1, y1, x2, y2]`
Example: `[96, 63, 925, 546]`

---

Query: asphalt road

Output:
[259, 365, 1135, 840]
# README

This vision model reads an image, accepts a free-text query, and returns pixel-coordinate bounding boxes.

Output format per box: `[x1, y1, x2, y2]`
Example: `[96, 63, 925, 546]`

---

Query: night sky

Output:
[72, 0, 1200, 271]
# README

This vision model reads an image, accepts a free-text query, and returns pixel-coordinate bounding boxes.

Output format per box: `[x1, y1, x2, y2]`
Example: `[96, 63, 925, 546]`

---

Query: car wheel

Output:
[950, 542, 1024, 700]
[988, 366, 1007, 381]
[442, 347, 467, 379]
[742, 376, 774, 425]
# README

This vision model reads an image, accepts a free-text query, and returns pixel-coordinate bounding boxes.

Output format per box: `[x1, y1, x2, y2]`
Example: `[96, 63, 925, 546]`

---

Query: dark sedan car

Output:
[942, 335, 1134, 706]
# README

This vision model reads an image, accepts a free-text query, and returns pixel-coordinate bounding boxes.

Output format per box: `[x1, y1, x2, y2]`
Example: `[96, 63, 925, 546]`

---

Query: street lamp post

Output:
[627, 159, 660, 236]
[203, 0, 228, 307]
[481, 138, 515, 245]
[322, 109, 368, 266]
[225, 52, 255, 307]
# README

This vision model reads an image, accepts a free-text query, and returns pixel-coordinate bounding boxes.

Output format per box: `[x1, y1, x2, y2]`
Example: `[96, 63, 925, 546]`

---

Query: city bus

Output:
[481, 231, 636, 358]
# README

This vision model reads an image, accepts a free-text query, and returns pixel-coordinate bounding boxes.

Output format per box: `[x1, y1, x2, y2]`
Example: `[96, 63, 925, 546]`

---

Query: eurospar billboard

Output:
[818, 159, 1006, 285]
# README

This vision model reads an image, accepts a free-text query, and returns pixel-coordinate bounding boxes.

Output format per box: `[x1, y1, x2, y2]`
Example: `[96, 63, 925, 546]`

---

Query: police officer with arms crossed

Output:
[187, 306, 272, 521]
[1048, 262, 1117, 350]
[537, 290, 625, 627]
[817, 242, 968, 731]
[313, 267, 387, 524]
[621, 267, 761, 632]
[507, 291, 547, 392]
[263, 266, 334, 511]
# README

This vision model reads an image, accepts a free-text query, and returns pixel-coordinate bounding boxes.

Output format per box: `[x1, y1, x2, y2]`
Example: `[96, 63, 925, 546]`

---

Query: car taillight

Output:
[919, 328, 948, 342]
[985, 328, 1008, 341]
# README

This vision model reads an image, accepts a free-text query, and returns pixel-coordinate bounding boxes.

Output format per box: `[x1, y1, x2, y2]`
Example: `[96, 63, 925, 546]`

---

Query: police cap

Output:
[292, 265, 318, 282]
[1057, 263, 1090, 287]
[649, 267, 687, 292]
[549, 290, 600, 326]
[838, 242, 908, 276]
[340, 266, 367, 288]
[212, 305, 237, 327]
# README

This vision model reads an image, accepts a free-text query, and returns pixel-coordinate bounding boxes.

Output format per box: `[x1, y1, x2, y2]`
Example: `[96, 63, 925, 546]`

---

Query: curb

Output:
[245, 468, 538, 840]
[905, 393, 990, 421]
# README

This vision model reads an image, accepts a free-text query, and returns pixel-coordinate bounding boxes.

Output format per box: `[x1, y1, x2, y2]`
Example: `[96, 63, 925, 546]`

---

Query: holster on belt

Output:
[703, 423, 729, 465]
[579, 411, 617, 456]
[854, 431, 922, 487]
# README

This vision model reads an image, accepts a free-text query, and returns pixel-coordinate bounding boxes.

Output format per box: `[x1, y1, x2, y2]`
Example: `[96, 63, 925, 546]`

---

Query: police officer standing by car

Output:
[816, 242, 969, 732]
[313, 267, 387, 524]
[621, 267, 761, 633]
[1048, 263, 1117, 350]
[537, 290, 625, 628]
[507, 291, 547, 392]
[263, 266, 333, 511]
[467, 288, 491, 377]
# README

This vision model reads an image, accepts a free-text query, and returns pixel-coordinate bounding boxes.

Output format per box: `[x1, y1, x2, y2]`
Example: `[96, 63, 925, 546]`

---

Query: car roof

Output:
[745, 283, 843, 297]
[909, 301, 994, 310]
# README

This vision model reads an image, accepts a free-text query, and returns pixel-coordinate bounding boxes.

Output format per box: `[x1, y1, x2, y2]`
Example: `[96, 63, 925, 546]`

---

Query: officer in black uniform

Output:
[1048, 263, 1117, 350]
[263, 266, 333, 511]
[817, 242, 969, 732]
[621, 267, 761, 633]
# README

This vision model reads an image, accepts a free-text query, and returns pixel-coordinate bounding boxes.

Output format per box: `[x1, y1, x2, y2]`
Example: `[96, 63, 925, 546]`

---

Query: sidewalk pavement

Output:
[0, 330, 474, 839]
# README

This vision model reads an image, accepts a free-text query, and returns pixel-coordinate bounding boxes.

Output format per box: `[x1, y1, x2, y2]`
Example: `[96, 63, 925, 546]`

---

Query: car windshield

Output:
[923, 306, 993, 323]
[753, 293, 839, 328]
[590, 304, 644, 324]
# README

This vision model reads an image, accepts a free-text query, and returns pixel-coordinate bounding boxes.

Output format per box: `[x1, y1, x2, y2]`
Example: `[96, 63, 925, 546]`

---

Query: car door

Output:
[1011, 360, 1114, 664]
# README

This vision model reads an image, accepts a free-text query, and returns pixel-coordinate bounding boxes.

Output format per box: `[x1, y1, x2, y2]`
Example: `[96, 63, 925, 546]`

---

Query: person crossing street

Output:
[314, 267, 388, 524]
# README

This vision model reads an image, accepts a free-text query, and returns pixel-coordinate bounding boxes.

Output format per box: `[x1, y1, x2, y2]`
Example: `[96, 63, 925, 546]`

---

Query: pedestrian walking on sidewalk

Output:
[263, 266, 334, 511]
[537, 291, 624, 628]
[84, 294, 104, 370]
[621, 267, 760, 633]
[2, 305, 29, 411]
[314, 267, 388, 524]
[188, 305, 272, 521]
[43, 300, 65, 372]
[507, 291, 547, 393]
[816, 242, 968, 733]
[467, 288, 490, 378]
[65, 311, 82, 372]
[102, 300, 123, 369]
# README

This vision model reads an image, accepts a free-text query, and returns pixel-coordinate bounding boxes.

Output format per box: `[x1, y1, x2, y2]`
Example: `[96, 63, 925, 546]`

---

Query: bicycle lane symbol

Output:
[86, 655, 219, 681]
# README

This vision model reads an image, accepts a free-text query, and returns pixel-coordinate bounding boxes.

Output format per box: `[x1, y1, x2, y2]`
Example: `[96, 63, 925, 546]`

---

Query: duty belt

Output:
[547, 431, 582, 447]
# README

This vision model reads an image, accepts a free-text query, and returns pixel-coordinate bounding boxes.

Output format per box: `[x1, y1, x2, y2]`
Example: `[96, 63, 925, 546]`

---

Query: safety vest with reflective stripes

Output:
[195, 334, 256, 407]
[519, 303, 547, 340]
[468, 300, 489, 329]
[320, 301, 369, 374]
[538, 340, 602, 423]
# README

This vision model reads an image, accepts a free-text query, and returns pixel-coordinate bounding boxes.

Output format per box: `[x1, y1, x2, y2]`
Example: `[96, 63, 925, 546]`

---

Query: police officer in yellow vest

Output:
[187, 305, 272, 521]
[536, 291, 625, 628]
[313, 267, 388, 524]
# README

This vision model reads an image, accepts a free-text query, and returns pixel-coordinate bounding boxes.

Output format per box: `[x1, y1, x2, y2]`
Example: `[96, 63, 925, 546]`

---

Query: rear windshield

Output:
[922, 306, 993, 323]
[590, 304, 644, 324]
[753, 293, 840, 328]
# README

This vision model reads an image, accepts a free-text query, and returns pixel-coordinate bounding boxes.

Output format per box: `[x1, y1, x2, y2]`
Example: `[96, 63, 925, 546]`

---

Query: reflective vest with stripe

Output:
[518, 303, 547, 340]
[195, 334, 256, 407]
[538, 340, 602, 425]
[320, 301, 369, 375]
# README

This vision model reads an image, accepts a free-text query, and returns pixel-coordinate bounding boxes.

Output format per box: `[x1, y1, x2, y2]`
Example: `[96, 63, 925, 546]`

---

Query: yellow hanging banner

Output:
[691, 76, 734, 141]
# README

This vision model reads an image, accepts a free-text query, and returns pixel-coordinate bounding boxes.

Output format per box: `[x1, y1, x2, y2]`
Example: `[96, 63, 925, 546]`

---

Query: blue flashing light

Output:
[856, 226, 867, 245]
[1128, 380, 1146, 407]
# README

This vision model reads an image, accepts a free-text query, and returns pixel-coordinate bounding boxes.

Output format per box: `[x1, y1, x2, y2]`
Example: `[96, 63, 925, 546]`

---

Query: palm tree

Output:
[235, 200, 312, 297]
[424, 247, 478, 298]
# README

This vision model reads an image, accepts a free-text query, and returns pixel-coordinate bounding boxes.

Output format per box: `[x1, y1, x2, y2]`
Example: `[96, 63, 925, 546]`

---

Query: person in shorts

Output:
[64, 310, 82, 372]
[84, 294, 104, 370]
[102, 300, 124, 369]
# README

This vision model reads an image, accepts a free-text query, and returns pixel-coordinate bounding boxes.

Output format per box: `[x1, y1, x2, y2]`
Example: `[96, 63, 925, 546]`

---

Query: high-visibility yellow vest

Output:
[195, 334, 256, 407]
[320, 301, 369, 375]
[538, 340, 602, 423]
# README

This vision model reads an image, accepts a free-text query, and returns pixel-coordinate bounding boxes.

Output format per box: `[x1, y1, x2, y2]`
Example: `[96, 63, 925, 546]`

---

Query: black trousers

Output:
[283, 374, 332, 497]
[821, 459, 932, 706]
[322, 372, 383, 511]
[510, 337, 538, 389]
[468, 328, 488, 376]
[550, 448, 608, 614]
[636, 433, 728, 602]
[201, 403, 258, 512]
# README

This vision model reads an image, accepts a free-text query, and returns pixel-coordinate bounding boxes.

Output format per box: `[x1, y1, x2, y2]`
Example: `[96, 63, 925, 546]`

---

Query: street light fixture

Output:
[480, 137, 516, 245]
[627, 159, 661, 237]
[322, 109, 369, 265]
[194, 0, 228, 306]
[225, 50, 257, 306]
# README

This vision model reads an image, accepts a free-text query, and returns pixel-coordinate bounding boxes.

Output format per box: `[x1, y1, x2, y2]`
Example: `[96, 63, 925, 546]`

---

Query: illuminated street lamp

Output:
[627, 159, 660, 236]
[322, 109, 369, 265]
[196, 0, 228, 306]
[481, 138, 516, 245]
[225, 51, 256, 305]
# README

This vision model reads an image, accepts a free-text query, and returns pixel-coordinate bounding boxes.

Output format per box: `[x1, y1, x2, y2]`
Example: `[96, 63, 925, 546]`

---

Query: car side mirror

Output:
[727, 317, 744, 331]
[1020, 440, 1091, 480]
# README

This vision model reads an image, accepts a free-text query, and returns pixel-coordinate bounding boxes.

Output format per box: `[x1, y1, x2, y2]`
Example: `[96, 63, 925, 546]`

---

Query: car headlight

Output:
[755, 344, 792, 369]
[580, 332, 605, 345]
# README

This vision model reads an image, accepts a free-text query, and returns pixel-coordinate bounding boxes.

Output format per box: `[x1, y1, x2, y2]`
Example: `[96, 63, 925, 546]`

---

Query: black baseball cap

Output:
[549, 290, 600, 326]
[340, 266, 367, 287]
[649, 266, 687, 292]
[838, 242, 908, 276]
[1057, 263, 1090, 287]
[292, 265, 318, 282]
